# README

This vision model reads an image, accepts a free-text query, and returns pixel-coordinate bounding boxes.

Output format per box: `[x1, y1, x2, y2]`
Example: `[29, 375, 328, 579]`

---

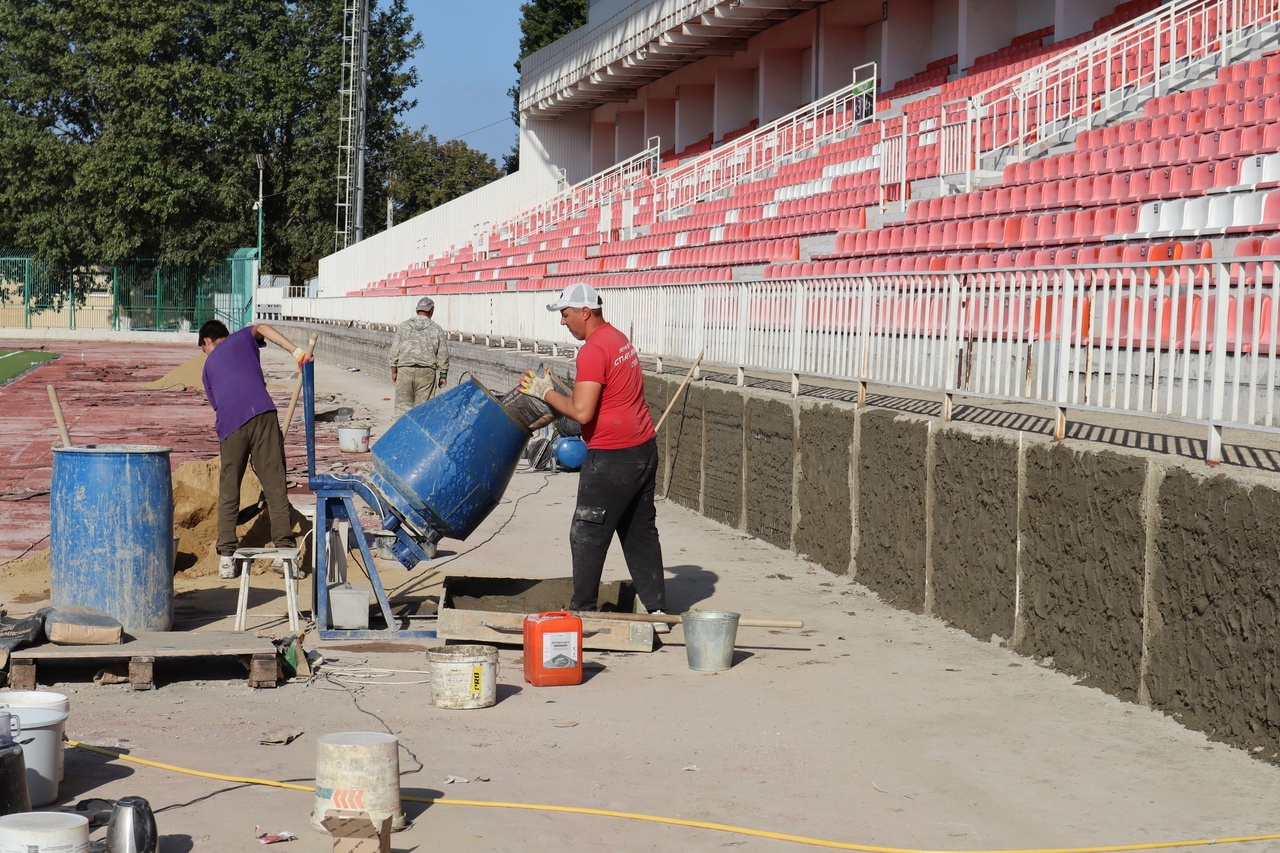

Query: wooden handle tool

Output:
[575, 610, 803, 629]
[47, 385, 72, 448]
[280, 332, 319, 439]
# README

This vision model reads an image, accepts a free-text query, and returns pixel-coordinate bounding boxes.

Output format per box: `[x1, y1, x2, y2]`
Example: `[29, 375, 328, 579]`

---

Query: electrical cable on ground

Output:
[65, 740, 1280, 853]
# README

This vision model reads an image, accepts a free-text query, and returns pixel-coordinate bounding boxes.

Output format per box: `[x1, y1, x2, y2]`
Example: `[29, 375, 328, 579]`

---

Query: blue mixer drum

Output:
[367, 380, 529, 540]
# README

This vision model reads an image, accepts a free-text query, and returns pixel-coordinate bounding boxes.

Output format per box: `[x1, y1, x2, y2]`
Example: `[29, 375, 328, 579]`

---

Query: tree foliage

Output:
[505, 0, 586, 172]
[0, 0, 424, 283]
[387, 131, 503, 224]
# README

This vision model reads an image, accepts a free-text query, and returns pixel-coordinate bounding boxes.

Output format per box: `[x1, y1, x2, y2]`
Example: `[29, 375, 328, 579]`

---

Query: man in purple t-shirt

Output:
[198, 320, 312, 579]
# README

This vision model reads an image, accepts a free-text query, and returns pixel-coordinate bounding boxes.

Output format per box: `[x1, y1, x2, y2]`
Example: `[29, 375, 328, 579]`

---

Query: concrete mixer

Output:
[302, 362, 540, 639]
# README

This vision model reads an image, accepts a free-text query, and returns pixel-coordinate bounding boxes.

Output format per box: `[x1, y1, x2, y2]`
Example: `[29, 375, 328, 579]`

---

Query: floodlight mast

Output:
[335, 0, 369, 251]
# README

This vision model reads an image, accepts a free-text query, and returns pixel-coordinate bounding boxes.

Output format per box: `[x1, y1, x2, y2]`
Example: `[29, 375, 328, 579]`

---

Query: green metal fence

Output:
[0, 251, 256, 332]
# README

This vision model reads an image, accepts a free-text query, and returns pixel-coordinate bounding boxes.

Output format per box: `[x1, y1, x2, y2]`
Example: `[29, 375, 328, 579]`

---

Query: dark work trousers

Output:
[569, 438, 666, 613]
[216, 411, 294, 556]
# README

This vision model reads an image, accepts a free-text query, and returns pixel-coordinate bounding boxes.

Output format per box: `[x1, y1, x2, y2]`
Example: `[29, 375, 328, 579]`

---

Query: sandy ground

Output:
[2, 350, 1280, 853]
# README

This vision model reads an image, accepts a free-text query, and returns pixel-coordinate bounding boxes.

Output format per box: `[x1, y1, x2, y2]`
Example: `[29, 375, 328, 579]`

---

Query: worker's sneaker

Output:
[218, 556, 238, 579]
[651, 610, 672, 635]
[269, 558, 287, 576]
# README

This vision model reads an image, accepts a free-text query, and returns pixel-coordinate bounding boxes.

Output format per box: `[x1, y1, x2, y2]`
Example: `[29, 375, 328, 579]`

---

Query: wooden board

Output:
[436, 576, 656, 653]
[8, 631, 280, 691]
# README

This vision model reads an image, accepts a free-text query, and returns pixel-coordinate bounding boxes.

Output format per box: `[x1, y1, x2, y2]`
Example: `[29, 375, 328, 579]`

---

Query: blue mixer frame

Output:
[301, 361, 530, 639]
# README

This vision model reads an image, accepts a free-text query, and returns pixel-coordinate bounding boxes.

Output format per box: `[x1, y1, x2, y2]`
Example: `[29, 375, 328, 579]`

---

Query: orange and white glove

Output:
[518, 368, 554, 401]
[291, 346, 312, 369]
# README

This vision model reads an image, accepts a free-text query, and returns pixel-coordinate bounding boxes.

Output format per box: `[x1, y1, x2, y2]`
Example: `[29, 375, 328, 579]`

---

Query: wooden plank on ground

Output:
[8, 631, 280, 690]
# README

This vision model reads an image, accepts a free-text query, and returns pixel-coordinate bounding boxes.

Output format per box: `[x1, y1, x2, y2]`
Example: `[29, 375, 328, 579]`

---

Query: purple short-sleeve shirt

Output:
[201, 326, 277, 441]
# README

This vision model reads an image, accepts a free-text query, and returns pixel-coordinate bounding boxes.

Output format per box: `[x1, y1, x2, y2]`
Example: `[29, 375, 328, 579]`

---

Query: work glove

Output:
[291, 346, 312, 370]
[518, 368, 555, 401]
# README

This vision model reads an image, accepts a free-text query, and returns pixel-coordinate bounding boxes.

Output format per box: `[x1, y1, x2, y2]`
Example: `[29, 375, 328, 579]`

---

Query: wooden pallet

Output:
[8, 631, 280, 691]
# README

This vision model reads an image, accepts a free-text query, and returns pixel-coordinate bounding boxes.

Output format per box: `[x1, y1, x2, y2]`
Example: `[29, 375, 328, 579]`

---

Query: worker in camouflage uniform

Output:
[390, 296, 450, 418]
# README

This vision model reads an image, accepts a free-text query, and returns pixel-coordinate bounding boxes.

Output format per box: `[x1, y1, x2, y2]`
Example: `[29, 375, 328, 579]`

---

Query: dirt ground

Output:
[2, 344, 1280, 853]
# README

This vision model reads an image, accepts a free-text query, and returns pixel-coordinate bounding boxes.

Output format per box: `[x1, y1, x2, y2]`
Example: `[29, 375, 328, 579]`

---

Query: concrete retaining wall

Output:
[291, 323, 1280, 762]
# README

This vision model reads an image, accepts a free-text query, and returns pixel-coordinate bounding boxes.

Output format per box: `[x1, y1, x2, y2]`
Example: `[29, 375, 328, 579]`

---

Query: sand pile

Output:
[136, 353, 206, 392]
[173, 457, 311, 577]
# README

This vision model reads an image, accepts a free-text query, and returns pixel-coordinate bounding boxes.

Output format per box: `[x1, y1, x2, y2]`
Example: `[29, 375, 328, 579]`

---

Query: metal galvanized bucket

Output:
[427, 645, 497, 709]
[681, 610, 741, 672]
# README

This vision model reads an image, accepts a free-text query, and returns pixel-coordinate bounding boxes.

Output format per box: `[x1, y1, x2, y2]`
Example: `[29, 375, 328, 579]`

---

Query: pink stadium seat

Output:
[1098, 244, 1126, 264]
[1072, 209, 1098, 240]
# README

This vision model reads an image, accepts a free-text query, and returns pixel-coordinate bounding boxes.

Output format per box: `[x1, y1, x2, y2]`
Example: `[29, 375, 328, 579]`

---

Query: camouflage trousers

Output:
[394, 366, 440, 418]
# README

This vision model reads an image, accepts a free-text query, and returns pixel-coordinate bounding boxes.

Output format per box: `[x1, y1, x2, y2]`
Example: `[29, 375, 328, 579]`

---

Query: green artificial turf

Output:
[0, 348, 58, 386]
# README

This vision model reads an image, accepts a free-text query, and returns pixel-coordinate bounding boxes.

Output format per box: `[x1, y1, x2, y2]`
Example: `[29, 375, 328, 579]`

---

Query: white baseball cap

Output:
[546, 282, 602, 312]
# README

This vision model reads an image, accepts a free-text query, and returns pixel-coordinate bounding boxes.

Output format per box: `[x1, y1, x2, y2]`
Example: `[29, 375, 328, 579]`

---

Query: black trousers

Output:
[569, 438, 666, 613]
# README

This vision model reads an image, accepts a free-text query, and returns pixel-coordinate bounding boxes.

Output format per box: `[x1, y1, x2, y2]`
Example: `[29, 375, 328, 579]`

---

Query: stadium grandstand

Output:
[278, 0, 1280, 463]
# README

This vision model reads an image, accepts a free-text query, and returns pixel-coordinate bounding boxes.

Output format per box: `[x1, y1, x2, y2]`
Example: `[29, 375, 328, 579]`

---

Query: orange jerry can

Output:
[523, 611, 583, 686]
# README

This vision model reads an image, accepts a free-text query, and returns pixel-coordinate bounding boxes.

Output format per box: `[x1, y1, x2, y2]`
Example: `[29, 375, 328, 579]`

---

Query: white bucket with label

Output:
[0, 692, 68, 781]
[310, 732, 404, 834]
[337, 427, 370, 452]
[2, 708, 67, 807]
[0, 810, 88, 852]
[427, 645, 497, 709]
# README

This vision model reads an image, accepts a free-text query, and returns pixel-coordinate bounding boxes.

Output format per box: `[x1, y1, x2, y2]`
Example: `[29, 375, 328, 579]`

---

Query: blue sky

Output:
[400, 1, 526, 163]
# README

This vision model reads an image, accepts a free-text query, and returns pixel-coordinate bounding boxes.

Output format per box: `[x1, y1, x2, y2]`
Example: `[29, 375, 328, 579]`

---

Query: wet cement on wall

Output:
[1147, 468, 1280, 758]
[744, 395, 795, 550]
[644, 375, 670, 494]
[855, 409, 929, 612]
[795, 401, 855, 574]
[1019, 444, 1147, 700]
[666, 383, 704, 512]
[931, 428, 1019, 640]
[702, 386, 745, 528]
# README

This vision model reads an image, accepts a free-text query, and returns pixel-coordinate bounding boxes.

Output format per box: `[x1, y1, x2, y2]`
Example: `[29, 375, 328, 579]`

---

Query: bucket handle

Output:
[0, 708, 18, 742]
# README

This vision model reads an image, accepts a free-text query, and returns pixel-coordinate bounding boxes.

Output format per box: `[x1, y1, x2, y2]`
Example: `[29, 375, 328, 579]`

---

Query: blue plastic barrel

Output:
[368, 380, 529, 539]
[50, 445, 174, 632]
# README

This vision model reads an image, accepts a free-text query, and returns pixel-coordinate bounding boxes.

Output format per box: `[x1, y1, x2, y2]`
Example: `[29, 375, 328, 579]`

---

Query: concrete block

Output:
[1147, 468, 1280, 758]
[856, 408, 928, 611]
[666, 383, 704, 511]
[1019, 444, 1146, 700]
[644, 374, 670, 494]
[702, 387, 745, 528]
[795, 401, 854, 574]
[930, 427, 1018, 641]
[744, 395, 794, 550]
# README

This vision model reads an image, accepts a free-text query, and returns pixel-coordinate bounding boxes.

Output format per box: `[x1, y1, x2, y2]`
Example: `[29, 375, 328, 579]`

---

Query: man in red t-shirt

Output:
[519, 282, 667, 617]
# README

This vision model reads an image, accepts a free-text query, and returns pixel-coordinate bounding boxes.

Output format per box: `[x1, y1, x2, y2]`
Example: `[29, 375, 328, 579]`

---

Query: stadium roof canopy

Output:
[521, 0, 833, 117]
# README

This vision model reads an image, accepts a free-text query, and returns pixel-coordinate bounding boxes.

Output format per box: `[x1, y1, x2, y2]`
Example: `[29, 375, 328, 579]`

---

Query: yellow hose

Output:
[66, 739, 1280, 853]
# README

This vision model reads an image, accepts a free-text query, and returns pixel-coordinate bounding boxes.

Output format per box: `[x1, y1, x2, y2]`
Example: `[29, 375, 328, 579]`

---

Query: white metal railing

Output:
[652, 65, 878, 216]
[497, 142, 660, 245]
[935, 0, 1280, 190]
[284, 259, 1280, 463]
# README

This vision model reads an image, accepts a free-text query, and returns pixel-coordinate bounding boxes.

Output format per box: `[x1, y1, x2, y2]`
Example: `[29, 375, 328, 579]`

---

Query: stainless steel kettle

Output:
[0, 712, 29, 818]
[105, 796, 157, 853]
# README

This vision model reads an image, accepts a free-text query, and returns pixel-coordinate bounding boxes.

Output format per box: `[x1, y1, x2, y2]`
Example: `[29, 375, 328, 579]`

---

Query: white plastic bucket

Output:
[337, 427, 370, 452]
[3, 708, 67, 807]
[0, 692, 68, 782]
[427, 645, 497, 709]
[310, 732, 404, 834]
[0, 810, 87, 852]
